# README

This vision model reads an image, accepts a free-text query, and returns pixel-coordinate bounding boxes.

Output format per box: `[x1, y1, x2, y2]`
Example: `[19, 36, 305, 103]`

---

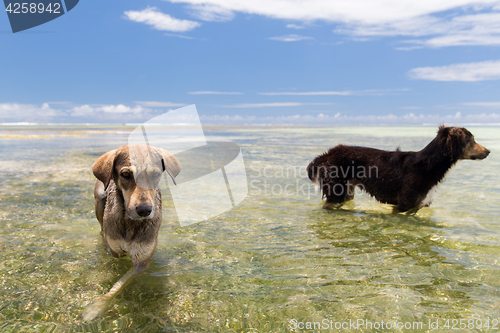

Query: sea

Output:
[0, 124, 499, 332]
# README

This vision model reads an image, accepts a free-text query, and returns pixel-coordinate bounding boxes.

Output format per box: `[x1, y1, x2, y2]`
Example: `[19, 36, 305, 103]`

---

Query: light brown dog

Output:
[83, 144, 180, 321]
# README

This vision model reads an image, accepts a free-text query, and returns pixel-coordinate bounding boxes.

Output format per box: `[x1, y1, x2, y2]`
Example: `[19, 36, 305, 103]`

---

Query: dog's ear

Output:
[157, 148, 181, 185]
[450, 127, 467, 146]
[443, 127, 467, 160]
[92, 150, 117, 189]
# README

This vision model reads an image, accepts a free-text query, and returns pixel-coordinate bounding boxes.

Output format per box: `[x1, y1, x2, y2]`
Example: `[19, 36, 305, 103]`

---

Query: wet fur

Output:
[83, 144, 180, 321]
[307, 126, 490, 213]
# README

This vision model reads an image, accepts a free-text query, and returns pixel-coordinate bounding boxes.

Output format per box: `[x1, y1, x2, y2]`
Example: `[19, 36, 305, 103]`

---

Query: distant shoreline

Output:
[2, 123, 500, 128]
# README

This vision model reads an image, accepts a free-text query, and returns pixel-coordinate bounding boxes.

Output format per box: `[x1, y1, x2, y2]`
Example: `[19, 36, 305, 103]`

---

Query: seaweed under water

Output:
[0, 125, 499, 332]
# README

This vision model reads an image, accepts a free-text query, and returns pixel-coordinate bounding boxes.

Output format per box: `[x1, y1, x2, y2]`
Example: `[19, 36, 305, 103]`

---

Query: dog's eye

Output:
[152, 172, 162, 186]
[121, 171, 132, 179]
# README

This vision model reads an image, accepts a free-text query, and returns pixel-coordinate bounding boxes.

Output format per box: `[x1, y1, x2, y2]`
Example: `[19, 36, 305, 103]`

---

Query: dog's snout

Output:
[480, 147, 490, 159]
[136, 203, 153, 218]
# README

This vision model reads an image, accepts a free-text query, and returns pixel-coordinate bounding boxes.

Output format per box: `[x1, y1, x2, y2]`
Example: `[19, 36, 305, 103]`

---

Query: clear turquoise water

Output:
[0, 125, 499, 332]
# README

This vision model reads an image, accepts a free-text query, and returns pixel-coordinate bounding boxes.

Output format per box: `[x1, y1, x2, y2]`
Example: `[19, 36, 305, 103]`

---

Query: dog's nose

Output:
[136, 203, 153, 217]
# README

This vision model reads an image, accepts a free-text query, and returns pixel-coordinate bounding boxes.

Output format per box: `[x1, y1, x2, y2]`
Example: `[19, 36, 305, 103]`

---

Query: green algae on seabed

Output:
[0, 125, 500, 332]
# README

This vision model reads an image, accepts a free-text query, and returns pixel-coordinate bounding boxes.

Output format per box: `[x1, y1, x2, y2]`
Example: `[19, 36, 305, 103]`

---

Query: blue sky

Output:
[1, 0, 500, 124]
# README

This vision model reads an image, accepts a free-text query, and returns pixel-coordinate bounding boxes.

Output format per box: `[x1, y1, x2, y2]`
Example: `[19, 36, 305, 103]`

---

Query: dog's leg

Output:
[392, 206, 416, 214]
[421, 185, 438, 208]
[322, 179, 350, 208]
[394, 193, 421, 213]
[82, 268, 137, 322]
[345, 181, 357, 201]
[323, 193, 347, 209]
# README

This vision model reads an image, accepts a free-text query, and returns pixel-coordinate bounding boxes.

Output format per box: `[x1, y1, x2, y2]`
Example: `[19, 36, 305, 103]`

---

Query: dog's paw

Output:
[322, 201, 344, 210]
[82, 297, 110, 322]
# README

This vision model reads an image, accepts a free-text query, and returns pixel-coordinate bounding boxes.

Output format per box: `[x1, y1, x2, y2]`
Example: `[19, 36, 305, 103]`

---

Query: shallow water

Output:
[0, 125, 499, 332]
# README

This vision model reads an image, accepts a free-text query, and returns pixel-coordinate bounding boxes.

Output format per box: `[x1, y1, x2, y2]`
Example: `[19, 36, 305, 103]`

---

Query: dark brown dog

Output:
[307, 126, 490, 213]
[83, 144, 180, 321]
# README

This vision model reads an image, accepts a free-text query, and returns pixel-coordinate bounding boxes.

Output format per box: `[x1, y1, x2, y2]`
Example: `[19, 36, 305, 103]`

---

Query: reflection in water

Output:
[310, 210, 476, 318]
[0, 125, 499, 331]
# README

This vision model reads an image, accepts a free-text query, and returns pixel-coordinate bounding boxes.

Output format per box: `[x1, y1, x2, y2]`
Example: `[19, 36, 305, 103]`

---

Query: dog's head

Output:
[438, 126, 490, 161]
[92, 144, 181, 220]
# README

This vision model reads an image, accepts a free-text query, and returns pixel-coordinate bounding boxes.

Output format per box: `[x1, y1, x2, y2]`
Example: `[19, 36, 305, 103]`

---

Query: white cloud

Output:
[416, 35, 500, 48]
[343, 12, 500, 48]
[259, 89, 409, 96]
[124, 7, 201, 32]
[70, 105, 94, 117]
[0, 102, 178, 123]
[221, 102, 332, 108]
[2, 102, 500, 125]
[268, 34, 314, 42]
[164, 33, 195, 39]
[0, 103, 62, 123]
[44, 101, 72, 105]
[188, 91, 243, 95]
[167, 0, 497, 24]
[135, 101, 187, 107]
[101, 104, 145, 114]
[165, 0, 500, 47]
[223, 102, 304, 108]
[71, 104, 147, 117]
[201, 111, 500, 125]
[408, 60, 500, 81]
[187, 4, 234, 21]
[260, 91, 351, 96]
[286, 24, 305, 29]
[462, 102, 500, 107]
